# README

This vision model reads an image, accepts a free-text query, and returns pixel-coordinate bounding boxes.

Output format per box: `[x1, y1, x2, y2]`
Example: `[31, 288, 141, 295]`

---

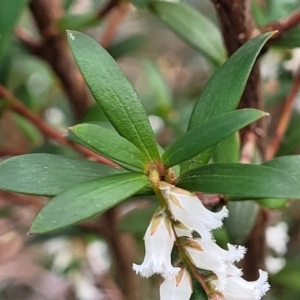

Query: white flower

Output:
[159, 182, 228, 240]
[265, 256, 286, 274]
[132, 210, 180, 279]
[219, 270, 270, 300]
[266, 221, 289, 256]
[183, 238, 246, 291]
[160, 268, 193, 300]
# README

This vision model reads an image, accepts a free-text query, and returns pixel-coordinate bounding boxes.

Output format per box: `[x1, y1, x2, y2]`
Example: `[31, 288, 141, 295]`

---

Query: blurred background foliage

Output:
[1, 0, 300, 299]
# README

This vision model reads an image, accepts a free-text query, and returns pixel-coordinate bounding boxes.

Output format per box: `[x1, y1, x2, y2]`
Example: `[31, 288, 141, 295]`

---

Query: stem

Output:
[0, 84, 118, 167]
[211, 0, 267, 280]
[149, 167, 168, 208]
[100, 2, 131, 48]
[27, 0, 90, 120]
[266, 68, 300, 160]
[240, 132, 257, 163]
[97, 0, 120, 19]
[104, 208, 141, 300]
[264, 9, 300, 42]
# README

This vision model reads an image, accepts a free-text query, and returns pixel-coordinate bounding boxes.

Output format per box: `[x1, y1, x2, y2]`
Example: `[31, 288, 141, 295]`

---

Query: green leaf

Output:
[13, 114, 43, 147]
[182, 32, 274, 170]
[263, 155, 300, 180]
[224, 201, 259, 244]
[278, 112, 300, 156]
[58, 12, 98, 31]
[67, 31, 160, 162]
[0, 0, 28, 62]
[149, 1, 226, 66]
[69, 123, 149, 172]
[190, 277, 208, 300]
[256, 156, 300, 207]
[0, 154, 125, 196]
[30, 173, 149, 233]
[177, 163, 300, 198]
[213, 133, 240, 163]
[108, 35, 146, 60]
[272, 259, 300, 291]
[273, 26, 300, 48]
[118, 203, 156, 235]
[162, 109, 266, 167]
[256, 198, 288, 209]
[143, 60, 172, 117]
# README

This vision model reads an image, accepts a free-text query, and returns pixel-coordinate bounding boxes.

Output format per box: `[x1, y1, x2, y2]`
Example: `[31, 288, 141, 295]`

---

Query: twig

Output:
[195, 193, 224, 207]
[20, 0, 90, 120]
[104, 208, 141, 300]
[0, 84, 118, 167]
[210, 0, 267, 280]
[241, 210, 268, 280]
[240, 132, 257, 163]
[14, 27, 41, 53]
[0, 190, 45, 211]
[97, 0, 120, 19]
[263, 9, 300, 41]
[266, 69, 300, 160]
[211, 1, 264, 146]
[97, 274, 125, 300]
[0, 147, 28, 156]
[100, 2, 131, 48]
[81, 209, 141, 300]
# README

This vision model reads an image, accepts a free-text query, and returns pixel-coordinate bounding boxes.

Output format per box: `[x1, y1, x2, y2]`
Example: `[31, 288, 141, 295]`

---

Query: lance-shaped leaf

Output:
[177, 163, 300, 198]
[69, 123, 149, 172]
[0, 154, 125, 196]
[213, 133, 240, 163]
[30, 173, 149, 233]
[224, 201, 259, 245]
[67, 31, 160, 162]
[0, 0, 28, 62]
[181, 32, 274, 171]
[162, 109, 266, 168]
[263, 155, 300, 180]
[256, 198, 288, 209]
[149, 1, 226, 66]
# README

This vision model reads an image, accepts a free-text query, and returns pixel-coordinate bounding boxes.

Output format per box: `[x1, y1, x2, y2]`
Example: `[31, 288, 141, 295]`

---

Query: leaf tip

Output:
[67, 30, 76, 41]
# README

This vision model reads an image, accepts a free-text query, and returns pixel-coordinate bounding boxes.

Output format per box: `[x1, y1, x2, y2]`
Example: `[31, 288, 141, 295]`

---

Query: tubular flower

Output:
[159, 182, 228, 240]
[160, 268, 193, 300]
[132, 209, 180, 279]
[183, 238, 246, 291]
[213, 270, 270, 300]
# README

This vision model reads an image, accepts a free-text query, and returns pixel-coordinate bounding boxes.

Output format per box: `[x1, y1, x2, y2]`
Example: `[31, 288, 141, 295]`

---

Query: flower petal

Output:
[160, 268, 193, 300]
[220, 270, 270, 300]
[159, 182, 228, 240]
[132, 210, 180, 279]
[183, 238, 246, 291]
